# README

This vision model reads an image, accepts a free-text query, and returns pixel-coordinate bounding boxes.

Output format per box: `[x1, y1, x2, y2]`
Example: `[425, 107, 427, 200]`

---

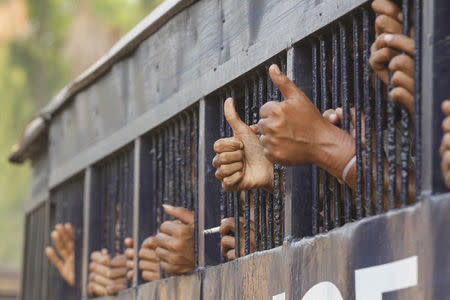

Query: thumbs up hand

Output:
[213, 98, 274, 193]
[258, 65, 355, 181]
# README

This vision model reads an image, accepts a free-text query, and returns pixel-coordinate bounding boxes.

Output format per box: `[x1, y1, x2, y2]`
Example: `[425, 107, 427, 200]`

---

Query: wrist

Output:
[312, 122, 355, 179]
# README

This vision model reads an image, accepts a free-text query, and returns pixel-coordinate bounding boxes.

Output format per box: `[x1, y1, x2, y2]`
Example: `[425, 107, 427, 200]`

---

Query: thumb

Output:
[269, 64, 302, 100]
[163, 204, 194, 225]
[224, 98, 247, 134]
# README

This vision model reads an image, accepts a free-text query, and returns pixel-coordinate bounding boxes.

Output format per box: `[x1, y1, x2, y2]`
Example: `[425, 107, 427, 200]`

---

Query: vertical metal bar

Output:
[219, 94, 226, 220]
[132, 139, 141, 286]
[311, 41, 320, 235]
[169, 125, 175, 207]
[198, 100, 206, 267]
[414, 0, 422, 199]
[81, 168, 92, 297]
[157, 131, 164, 227]
[257, 72, 267, 248]
[174, 120, 181, 207]
[353, 15, 363, 220]
[400, 0, 411, 207]
[193, 107, 200, 266]
[340, 22, 353, 223]
[375, 77, 385, 214]
[252, 77, 260, 251]
[387, 89, 397, 209]
[186, 113, 193, 211]
[244, 82, 251, 255]
[320, 37, 330, 232]
[180, 116, 187, 208]
[363, 8, 373, 217]
[331, 30, 342, 228]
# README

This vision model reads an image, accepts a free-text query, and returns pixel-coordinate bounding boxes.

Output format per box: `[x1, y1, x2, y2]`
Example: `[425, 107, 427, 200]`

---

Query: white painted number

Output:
[302, 282, 343, 300]
[272, 292, 285, 300]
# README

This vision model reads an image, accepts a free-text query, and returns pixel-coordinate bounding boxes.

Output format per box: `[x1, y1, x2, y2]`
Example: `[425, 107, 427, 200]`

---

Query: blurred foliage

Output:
[0, 0, 162, 268]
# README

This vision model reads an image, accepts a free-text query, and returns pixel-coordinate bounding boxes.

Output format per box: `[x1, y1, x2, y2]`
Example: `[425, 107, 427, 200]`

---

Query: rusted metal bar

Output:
[353, 15, 363, 220]
[252, 77, 260, 251]
[400, 0, 411, 207]
[363, 8, 373, 217]
[331, 29, 342, 228]
[244, 81, 251, 255]
[375, 77, 385, 214]
[311, 41, 320, 235]
[193, 107, 199, 266]
[340, 22, 353, 223]
[219, 93, 226, 221]
[414, 0, 422, 200]
[320, 37, 330, 232]
[186, 113, 193, 211]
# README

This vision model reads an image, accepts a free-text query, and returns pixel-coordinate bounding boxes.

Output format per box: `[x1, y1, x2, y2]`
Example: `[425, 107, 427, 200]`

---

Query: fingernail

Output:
[330, 113, 337, 121]
[239, 142, 244, 149]
[384, 34, 393, 42]
[271, 64, 281, 74]
[162, 204, 173, 210]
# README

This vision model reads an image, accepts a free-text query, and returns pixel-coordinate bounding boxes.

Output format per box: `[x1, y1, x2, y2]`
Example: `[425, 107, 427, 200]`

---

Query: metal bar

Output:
[157, 131, 164, 227]
[169, 124, 175, 206]
[186, 110, 193, 211]
[244, 82, 251, 255]
[198, 100, 206, 267]
[175, 119, 181, 207]
[252, 77, 260, 251]
[193, 107, 200, 266]
[363, 8, 373, 217]
[353, 15, 363, 220]
[180, 116, 187, 208]
[219, 93, 226, 220]
[375, 77, 385, 214]
[331, 29, 342, 228]
[387, 85, 397, 210]
[414, 0, 422, 199]
[234, 191, 241, 258]
[81, 167, 92, 297]
[320, 37, 330, 232]
[260, 190, 267, 250]
[400, 0, 411, 207]
[311, 41, 320, 235]
[339, 22, 353, 223]
[132, 139, 140, 286]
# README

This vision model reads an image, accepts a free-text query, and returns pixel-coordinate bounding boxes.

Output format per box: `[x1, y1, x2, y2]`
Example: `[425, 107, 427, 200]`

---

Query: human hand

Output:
[213, 99, 274, 192]
[219, 217, 255, 261]
[155, 205, 195, 275]
[257, 64, 355, 180]
[440, 100, 450, 187]
[45, 223, 75, 286]
[138, 236, 160, 282]
[88, 250, 127, 297]
[124, 238, 134, 281]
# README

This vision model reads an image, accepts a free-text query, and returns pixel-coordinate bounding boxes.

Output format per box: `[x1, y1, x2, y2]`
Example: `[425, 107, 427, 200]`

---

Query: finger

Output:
[64, 225, 74, 254]
[323, 109, 339, 125]
[249, 124, 260, 135]
[375, 14, 402, 36]
[155, 247, 175, 264]
[221, 171, 243, 192]
[159, 261, 178, 275]
[111, 255, 126, 268]
[127, 270, 133, 281]
[218, 162, 244, 177]
[221, 236, 235, 256]
[139, 260, 160, 272]
[383, 34, 415, 56]
[217, 151, 244, 165]
[226, 249, 236, 261]
[441, 100, 450, 116]
[154, 232, 176, 251]
[126, 259, 134, 271]
[219, 218, 235, 236]
[370, 47, 399, 71]
[442, 116, 450, 132]
[51, 230, 68, 260]
[106, 283, 127, 295]
[388, 54, 414, 78]
[139, 247, 159, 261]
[162, 205, 194, 225]
[212, 154, 221, 168]
[125, 247, 134, 260]
[214, 137, 243, 153]
[107, 267, 127, 279]
[90, 282, 108, 297]
[391, 71, 414, 94]
[372, 0, 402, 21]
[92, 262, 110, 277]
[142, 270, 160, 282]
[440, 133, 450, 156]
[45, 247, 64, 273]
[257, 118, 274, 135]
[442, 151, 450, 174]
[91, 251, 111, 266]
[259, 101, 283, 119]
[124, 237, 133, 249]
[91, 273, 109, 286]
[268, 64, 302, 100]
[55, 224, 70, 247]
[390, 87, 414, 114]
[160, 220, 182, 236]
[224, 98, 248, 134]
[142, 236, 158, 249]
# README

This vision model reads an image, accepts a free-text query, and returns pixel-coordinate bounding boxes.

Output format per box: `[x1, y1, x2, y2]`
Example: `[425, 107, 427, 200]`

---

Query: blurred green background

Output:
[0, 0, 163, 270]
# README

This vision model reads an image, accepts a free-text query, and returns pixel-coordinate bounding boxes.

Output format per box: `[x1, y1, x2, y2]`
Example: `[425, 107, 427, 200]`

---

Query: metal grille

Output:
[48, 175, 84, 300]
[22, 204, 47, 300]
[211, 54, 287, 259]
[305, 2, 420, 234]
[140, 104, 199, 279]
[89, 146, 134, 285]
